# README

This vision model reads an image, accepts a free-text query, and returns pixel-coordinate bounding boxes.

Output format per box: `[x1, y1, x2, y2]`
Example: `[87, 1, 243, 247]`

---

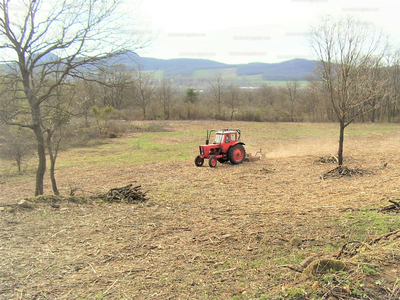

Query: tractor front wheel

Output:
[228, 144, 246, 164]
[194, 155, 204, 167]
[209, 156, 217, 168]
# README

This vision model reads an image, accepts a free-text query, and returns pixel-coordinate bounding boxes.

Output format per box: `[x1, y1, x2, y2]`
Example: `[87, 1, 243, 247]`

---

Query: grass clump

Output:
[340, 210, 400, 242]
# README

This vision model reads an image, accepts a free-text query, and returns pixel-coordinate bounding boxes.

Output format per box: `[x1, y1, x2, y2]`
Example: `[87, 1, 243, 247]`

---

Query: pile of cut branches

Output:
[317, 154, 338, 164]
[95, 184, 148, 204]
[322, 165, 364, 179]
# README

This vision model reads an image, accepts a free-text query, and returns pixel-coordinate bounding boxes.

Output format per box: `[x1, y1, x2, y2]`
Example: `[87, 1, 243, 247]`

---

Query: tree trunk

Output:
[371, 109, 376, 123]
[338, 121, 345, 166]
[163, 103, 169, 120]
[49, 157, 59, 195]
[290, 103, 295, 122]
[17, 157, 21, 172]
[33, 124, 46, 196]
[142, 105, 146, 119]
[46, 130, 60, 195]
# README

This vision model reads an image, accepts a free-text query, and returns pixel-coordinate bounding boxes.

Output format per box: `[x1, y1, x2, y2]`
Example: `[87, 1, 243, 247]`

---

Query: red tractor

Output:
[194, 129, 246, 167]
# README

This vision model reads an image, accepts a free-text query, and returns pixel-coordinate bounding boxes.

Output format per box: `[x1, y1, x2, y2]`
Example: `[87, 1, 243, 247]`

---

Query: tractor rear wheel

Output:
[228, 144, 246, 164]
[209, 156, 217, 168]
[194, 155, 204, 167]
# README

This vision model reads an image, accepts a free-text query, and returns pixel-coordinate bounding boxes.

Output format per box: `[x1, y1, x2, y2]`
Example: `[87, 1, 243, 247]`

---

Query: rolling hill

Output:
[110, 52, 317, 81]
[1, 51, 317, 81]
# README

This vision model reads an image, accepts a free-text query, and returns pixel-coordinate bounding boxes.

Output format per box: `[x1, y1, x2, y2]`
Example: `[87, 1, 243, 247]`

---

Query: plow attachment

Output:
[245, 149, 264, 162]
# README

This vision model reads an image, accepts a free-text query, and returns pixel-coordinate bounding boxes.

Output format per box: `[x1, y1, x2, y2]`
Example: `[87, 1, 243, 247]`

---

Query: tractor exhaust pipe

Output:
[206, 130, 209, 145]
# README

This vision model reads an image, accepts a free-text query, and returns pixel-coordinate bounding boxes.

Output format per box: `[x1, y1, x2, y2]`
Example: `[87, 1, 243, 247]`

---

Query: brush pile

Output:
[95, 183, 148, 203]
[322, 165, 364, 179]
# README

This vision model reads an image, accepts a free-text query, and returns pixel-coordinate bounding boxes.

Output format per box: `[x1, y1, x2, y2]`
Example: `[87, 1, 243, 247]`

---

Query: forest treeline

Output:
[49, 61, 400, 124]
[1, 62, 400, 143]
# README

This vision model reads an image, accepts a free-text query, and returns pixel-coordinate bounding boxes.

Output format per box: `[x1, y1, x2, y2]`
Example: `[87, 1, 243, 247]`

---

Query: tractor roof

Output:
[216, 130, 235, 134]
[213, 129, 241, 134]
[211, 129, 241, 140]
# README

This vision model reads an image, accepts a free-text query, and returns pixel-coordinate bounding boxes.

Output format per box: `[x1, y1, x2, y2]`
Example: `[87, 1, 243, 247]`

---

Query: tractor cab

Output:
[212, 130, 237, 144]
[211, 130, 238, 153]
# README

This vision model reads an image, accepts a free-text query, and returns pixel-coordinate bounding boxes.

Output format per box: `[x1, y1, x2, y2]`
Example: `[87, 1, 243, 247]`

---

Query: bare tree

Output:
[76, 80, 99, 127]
[258, 84, 275, 109]
[310, 16, 389, 165]
[385, 51, 400, 122]
[360, 57, 391, 123]
[208, 72, 225, 117]
[225, 84, 240, 121]
[0, 127, 35, 172]
[283, 79, 300, 122]
[302, 78, 326, 122]
[0, 0, 145, 195]
[256, 84, 280, 121]
[99, 64, 132, 109]
[132, 66, 155, 119]
[156, 78, 173, 120]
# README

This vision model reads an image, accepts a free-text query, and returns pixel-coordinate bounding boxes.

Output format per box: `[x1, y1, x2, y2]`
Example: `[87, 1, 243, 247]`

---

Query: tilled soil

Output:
[1, 124, 400, 299]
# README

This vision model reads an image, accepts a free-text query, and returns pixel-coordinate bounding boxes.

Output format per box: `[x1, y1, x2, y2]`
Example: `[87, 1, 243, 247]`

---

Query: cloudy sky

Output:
[132, 0, 400, 64]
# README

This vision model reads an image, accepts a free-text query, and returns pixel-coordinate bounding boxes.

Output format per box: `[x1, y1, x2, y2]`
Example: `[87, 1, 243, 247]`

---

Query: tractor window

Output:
[231, 134, 236, 141]
[213, 134, 223, 144]
[225, 135, 230, 143]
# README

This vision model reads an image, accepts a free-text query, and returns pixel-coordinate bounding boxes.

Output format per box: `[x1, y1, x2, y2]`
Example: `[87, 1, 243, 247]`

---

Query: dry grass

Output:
[1, 121, 400, 299]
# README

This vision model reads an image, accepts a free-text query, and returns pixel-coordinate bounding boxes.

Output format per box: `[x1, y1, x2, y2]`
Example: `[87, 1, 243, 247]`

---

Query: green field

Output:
[190, 68, 309, 86]
[2, 121, 400, 174]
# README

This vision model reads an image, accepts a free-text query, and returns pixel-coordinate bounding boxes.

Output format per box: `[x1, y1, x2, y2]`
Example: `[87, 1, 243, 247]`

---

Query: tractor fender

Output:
[227, 142, 245, 152]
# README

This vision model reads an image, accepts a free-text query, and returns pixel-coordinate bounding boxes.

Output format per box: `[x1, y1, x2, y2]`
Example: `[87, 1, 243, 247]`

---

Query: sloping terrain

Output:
[1, 122, 400, 299]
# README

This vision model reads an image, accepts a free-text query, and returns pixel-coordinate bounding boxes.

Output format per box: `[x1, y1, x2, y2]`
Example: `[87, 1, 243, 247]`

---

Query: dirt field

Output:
[1, 121, 400, 299]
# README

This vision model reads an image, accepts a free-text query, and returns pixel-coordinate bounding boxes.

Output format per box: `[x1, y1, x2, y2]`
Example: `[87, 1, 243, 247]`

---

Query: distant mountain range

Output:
[1, 51, 317, 81]
[110, 52, 317, 81]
